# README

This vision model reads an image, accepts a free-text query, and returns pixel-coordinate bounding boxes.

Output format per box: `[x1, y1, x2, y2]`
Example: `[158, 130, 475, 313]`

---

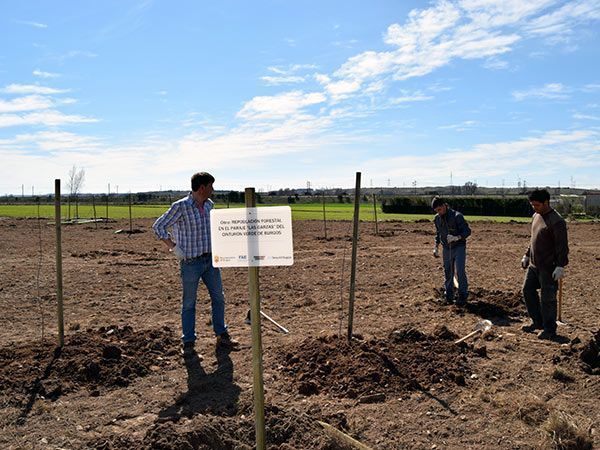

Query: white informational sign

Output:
[210, 206, 294, 267]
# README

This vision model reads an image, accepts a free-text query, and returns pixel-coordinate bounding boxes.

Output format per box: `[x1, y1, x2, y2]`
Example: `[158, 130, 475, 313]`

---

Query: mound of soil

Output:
[89, 405, 343, 450]
[580, 330, 600, 375]
[278, 329, 474, 400]
[0, 325, 179, 407]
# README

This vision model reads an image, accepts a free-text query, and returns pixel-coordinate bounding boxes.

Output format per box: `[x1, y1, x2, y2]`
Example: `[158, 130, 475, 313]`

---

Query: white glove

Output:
[521, 255, 529, 269]
[170, 244, 185, 260]
[433, 246, 439, 258]
[552, 266, 565, 281]
[446, 234, 460, 243]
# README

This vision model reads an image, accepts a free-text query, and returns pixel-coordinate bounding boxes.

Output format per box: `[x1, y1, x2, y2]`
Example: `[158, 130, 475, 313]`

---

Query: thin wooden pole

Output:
[372, 194, 379, 236]
[106, 183, 110, 221]
[348, 172, 361, 342]
[322, 192, 328, 239]
[54, 179, 64, 347]
[128, 192, 133, 233]
[92, 195, 98, 230]
[245, 187, 265, 450]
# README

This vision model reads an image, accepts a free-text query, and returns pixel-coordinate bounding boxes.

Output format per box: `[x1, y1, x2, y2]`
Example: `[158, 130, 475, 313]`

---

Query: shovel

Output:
[454, 319, 492, 344]
[557, 279, 565, 326]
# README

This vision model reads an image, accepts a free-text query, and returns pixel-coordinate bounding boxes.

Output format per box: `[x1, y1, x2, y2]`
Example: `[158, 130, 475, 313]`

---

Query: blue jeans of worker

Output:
[443, 244, 468, 302]
[522, 266, 557, 334]
[180, 255, 227, 344]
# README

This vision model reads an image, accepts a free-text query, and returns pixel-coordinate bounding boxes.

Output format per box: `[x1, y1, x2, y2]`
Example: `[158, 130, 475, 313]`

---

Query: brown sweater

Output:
[526, 208, 569, 272]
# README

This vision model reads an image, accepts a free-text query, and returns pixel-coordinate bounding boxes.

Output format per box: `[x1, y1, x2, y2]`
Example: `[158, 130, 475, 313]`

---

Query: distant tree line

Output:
[382, 196, 534, 217]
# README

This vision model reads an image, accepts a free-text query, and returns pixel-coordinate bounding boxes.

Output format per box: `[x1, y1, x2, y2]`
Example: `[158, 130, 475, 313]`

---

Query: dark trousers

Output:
[442, 244, 468, 301]
[522, 266, 557, 333]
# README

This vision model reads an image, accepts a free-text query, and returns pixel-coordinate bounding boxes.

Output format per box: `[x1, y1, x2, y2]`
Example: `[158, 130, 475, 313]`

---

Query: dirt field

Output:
[0, 217, 598, 449]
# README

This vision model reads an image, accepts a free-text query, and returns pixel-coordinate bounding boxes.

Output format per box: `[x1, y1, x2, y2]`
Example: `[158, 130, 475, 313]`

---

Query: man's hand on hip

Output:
[170, 244, 185, 260]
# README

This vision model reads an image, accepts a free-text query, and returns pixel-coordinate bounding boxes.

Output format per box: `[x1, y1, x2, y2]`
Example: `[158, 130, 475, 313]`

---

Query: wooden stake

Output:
[92, 195, 98, 230]
[245, 187, 265, 450]
[54, 179, 64, 347]
[348, 172, 361, 342]
[372, 194, 379, 236]
[128, 192, 133, 233]
[322, 191, 328, 239]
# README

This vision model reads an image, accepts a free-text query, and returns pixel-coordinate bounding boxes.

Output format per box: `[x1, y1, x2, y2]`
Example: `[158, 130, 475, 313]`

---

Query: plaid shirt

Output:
[152, 194, 213, 258]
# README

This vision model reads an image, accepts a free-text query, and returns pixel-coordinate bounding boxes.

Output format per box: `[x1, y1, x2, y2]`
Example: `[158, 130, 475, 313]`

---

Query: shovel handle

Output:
[558, 278, 563, 322]
[454, 329, 481, 344]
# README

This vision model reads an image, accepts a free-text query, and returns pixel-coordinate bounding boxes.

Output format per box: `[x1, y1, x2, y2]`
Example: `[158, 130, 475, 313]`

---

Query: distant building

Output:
[585, 194, 600, 215]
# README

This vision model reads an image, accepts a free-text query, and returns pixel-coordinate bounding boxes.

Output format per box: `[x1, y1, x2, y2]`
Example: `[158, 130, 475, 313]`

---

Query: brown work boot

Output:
[216, 332, 240, 350]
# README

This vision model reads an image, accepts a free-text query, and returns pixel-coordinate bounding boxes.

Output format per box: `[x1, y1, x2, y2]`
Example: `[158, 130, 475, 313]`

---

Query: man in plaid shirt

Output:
[153, 172, 239, 357]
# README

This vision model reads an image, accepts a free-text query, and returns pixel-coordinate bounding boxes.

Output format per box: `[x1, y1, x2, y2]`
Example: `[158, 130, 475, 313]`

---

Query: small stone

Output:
[470, 374, 478, 379]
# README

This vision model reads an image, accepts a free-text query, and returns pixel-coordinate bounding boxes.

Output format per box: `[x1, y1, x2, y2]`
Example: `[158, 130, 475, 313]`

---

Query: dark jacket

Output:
[526, 208, 569, 272]
[434, 208, 471, 248]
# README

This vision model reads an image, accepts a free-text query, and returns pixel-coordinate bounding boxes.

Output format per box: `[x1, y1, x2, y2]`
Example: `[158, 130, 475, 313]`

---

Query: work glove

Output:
[433, 246, 439, 258]
[446, 234, 460, 243]
[521, 255, 529, 269]
[170, 244, 185, 260]
[552, 266, 565, 281]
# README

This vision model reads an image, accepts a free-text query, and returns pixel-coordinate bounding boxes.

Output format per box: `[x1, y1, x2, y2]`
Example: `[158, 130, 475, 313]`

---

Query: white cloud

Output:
[439, 119, 478, 130]
[1, 84, 69, 95]
[573, 113, 600, 121]
[237, 91, 327, 120]
[359, 129, 599, 184]
[0, 95, 54, 113]
[33, 69, 60, 78]
[14, 19, 47, 28]
[512, 82, 569, 101]
[0, 110, 98, 128]
[526, 0, 600, 36]
[0, 131, 101, 152]
[390, 92, 433, 104]
[261, 75, 306, 86]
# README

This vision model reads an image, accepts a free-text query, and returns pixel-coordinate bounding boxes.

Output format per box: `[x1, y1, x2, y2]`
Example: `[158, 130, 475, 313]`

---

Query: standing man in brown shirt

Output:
[521, 189, 569, 340]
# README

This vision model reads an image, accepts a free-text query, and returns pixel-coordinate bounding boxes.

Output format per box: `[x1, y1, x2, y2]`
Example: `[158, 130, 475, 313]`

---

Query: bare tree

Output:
[67, 165, 85, 219]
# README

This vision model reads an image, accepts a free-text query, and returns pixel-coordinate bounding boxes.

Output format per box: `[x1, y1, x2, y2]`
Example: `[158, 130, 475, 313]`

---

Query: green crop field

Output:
[0, 202, 532, 222]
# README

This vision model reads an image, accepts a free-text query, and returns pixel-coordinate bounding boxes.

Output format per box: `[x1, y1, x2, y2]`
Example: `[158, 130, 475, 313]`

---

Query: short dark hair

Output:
[527, 189, 550, 203]
[191, 172, 215, 192]
[431, 196, 445, 209]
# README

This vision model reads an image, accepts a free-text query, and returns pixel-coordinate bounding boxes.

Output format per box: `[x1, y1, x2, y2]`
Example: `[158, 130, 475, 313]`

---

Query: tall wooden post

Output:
[54, 179, 64, 347]
[92, 195, 98, 230]
[372, 194, 379, 236]
[322, 191, 328, 239]
[245, 187, 265, 450]
[348, 172, 361, 342]
[128, 192, 133, 233]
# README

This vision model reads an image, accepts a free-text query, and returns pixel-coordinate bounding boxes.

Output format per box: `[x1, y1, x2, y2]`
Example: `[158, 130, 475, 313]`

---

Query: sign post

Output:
[210, 195, 293, 450]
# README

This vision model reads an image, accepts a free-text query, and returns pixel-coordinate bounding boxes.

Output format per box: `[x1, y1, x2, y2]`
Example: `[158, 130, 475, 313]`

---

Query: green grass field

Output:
[0, 202, 532, 223]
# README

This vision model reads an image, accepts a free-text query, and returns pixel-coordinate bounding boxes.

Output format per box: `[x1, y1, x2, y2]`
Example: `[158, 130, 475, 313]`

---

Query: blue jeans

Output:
[443, 244, 468, 301]
[180, 255, 227, 343]
[522, 266, 557, 334]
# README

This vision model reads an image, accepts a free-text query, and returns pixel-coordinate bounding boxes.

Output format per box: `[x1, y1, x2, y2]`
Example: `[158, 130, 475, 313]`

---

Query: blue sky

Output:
[1, 0, 599, 194]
